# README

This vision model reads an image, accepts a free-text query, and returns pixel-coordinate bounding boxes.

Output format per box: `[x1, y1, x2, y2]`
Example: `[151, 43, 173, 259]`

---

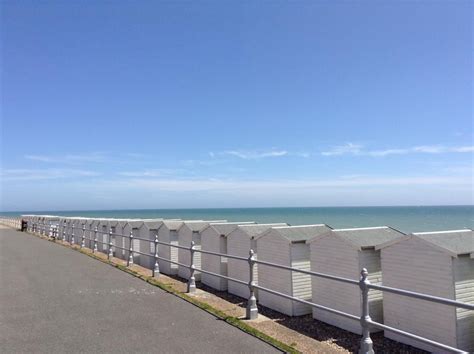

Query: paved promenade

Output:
[0, 227, 280, 353]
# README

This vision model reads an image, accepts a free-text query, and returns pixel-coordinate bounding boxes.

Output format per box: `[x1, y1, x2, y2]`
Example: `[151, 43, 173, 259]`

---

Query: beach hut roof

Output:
[143, 220, 164, 230]
[413, 230, 473, 256]
[126, 220, 145, 228]
[182, 220, 227, 232]
[261, 224, 332, 243]
[161, 220, 187, 231]
[309, 226, 406, 250]
[234, 223, 289, 239]
[376, 229, 474, 257]
[204, 222, 256, 236]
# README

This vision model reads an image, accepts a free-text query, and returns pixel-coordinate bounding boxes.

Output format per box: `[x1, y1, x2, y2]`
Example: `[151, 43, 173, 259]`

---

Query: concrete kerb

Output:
[21, 228, 304, 354]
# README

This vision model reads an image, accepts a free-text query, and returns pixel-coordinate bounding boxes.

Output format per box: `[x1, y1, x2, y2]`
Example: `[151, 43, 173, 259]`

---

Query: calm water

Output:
[2, 206, 473, 233]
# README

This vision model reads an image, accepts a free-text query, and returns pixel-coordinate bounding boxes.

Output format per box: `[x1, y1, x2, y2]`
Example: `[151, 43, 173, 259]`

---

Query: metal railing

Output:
[21, 219, 474, 353]
[0, 217, 22, 229]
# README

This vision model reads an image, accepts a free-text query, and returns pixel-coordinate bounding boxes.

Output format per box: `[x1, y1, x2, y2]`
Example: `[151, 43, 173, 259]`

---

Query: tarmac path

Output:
[0, 227, 280, 353]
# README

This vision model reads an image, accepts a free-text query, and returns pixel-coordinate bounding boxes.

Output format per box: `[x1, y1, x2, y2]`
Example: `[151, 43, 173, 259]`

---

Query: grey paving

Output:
[0, 228, 280, 353]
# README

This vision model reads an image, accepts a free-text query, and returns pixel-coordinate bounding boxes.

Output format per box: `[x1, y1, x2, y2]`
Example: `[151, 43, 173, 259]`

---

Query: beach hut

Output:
[84, 219, 101, 249]
[122, 220, 147, 264]
[70, 217, 88, 243]
[201, 221, 256, 291]
[134, 219, 184, 269]
[177, 220, 227, 281]
[106, 219, 124, 256]
[227, 223, 288, 299]
[113, 220, 136, 259]
[307, 226, 405, 334]
[257, 224, 332, 316]
[379, 229, 474, 352]
[56, 217, 67, 238]
[42, 215, 57, 237]
[98, 219, 117, 253]
[64, 218, 76, 240]
[157, 220, 198, 275]
[136, 220, 164, 269]
[41, 216, 50, 235]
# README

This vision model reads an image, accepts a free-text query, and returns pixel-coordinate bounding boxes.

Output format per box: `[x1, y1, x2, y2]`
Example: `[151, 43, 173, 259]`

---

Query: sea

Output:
[2, 205, 473, 233]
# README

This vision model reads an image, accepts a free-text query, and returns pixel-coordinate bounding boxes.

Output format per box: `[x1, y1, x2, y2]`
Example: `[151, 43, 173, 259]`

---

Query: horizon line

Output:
[1, 204, 473, 214]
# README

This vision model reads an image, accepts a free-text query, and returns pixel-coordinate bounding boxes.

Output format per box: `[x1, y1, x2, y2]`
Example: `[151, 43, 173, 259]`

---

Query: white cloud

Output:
[1, 168, 101, 181]
[24, 152, 107, 163]
[322, 144, 474, 157]
[223, 149, 288, 159]
[106, 174, 471, 193]
[321, 143, 363, 156]
[117, 169, 183, 177]
[206, 149, 309, 161]
[451, 146, 474, 153]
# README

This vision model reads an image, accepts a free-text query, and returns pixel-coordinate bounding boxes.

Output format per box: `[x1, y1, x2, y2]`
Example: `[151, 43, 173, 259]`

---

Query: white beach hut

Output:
[37, 215, 46, 234]
[157, 220, 199, 275]
[257, 224, 332, 316]
[227, 223, 288, 299]
[201, 221, 256, 291]
[85, 219, 101, 249]
[113, 219, 136, 259]
[137, 220, 165, 269]
[134, 219, 184, 269]
[71, 217, 88, 244]
[307, 226, 406, 334]
[99, 218, 125, 253]
[42, 215, 58, 237]
[379, 229, 474, 352]
[98, 219, 113, 253]
[122, 220, 146, 265]
[177, 220, 227, 281]
[65, 218, 77, 240]
[100, 218, 126, 253]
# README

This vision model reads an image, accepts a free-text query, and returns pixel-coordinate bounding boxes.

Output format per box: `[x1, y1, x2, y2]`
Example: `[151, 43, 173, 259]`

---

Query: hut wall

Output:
[258, 235, 294, 315]
[310, 236, 361, 332]
[178, 229, 202, 281]
[290, 243, 312, 316]
[227, 233, 253, 299]
[157, 228, 179, 275]
[382, 237, 457, 352]
[201, 230, 228, 290]
[453, 255, 474, 352]
[359, 249, 384, 330]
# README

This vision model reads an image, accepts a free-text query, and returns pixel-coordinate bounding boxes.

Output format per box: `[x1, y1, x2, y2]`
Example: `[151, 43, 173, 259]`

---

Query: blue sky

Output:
[1, 1, 472, 211]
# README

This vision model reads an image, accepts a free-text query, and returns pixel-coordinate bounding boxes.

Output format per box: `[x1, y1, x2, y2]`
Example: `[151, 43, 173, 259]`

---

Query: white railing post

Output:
[63, 221, 67, 241]
[246, 249, 258, 319]
[93, 227, 98, 253]
[359, 268, 374, 354]
[187, 241, 196, 293]
[81, 225, 86, 248]
[127, 231, 134, 266]
[153, 234, 160, 277]
[71, 224, 75, 245]
[108, 228, 113, 260]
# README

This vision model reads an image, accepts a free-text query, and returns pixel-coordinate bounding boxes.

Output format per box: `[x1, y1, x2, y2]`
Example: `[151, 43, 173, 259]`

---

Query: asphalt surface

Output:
[0, 227, 280, 353]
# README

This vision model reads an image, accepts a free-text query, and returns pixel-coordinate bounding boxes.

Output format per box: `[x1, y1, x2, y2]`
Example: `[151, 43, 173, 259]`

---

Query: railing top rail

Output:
[368, 283, 474, 310]
[195, 248, 248, 262]
[255, 258, 360, 285]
